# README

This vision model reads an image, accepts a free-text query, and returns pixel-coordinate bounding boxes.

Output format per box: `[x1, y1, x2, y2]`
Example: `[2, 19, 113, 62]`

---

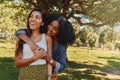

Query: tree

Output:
[98, 27, 112, 48]
[78, 26, 97, 49]
[21, 0, 120, 27]
[0, 1, 29, 39]
[79, 28, 88, 46]
[88, 33, 97, 50]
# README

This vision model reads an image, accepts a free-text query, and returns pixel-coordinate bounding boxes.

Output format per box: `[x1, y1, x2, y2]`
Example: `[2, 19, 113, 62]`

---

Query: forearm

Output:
[18, 34, 39, 52]
[46, 57, 61, 72]
[15, 57, 36, 67]
[47, 63, 52, 75]
[16, 29, 31, 44]
[18, 34, 33, 46]
[45, 56, 56, 67]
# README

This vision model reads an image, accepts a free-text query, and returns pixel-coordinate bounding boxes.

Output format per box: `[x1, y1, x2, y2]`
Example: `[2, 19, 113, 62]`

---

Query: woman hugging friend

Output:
[15, 8, 75, 80]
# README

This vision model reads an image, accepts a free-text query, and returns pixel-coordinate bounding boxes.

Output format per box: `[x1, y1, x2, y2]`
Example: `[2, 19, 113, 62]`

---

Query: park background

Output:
[0, 0, 120, 80]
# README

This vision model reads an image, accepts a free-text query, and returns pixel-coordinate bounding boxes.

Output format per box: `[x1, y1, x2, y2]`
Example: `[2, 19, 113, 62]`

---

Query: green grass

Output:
[0, 57, 19, 80]
[0, 40, 120, 80]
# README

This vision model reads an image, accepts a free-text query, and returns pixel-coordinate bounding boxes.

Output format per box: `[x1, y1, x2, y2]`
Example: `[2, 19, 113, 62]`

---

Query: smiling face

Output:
[28, 11, 43, 31]
[47, 20, 59, 37]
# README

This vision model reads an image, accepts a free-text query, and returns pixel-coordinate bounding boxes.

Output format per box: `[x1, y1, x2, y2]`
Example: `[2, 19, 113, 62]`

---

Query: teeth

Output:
[31, 23, 35, 25]
[30, 23, 36, 26]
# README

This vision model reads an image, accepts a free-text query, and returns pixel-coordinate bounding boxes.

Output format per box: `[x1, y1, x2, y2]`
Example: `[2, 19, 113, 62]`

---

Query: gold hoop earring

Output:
[41, 23, 44, 26]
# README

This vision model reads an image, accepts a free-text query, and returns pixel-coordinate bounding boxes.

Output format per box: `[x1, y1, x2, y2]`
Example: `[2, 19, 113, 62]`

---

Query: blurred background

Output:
[0, 0, 120, 80]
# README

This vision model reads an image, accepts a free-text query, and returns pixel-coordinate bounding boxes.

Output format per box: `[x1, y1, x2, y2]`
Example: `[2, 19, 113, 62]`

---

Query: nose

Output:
[30, 17, 36, 21]
[48, 26, 53, 31]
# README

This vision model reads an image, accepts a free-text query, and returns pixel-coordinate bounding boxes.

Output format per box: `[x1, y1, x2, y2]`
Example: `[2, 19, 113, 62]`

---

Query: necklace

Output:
[31, 35, 40, 39]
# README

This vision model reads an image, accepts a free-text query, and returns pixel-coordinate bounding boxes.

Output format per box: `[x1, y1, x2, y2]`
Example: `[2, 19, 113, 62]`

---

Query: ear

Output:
[42, 22, 44, 26]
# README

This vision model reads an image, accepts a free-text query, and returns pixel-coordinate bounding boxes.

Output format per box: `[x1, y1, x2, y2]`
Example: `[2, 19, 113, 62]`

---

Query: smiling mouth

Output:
[30, 23, 35, 25]
[29, 23, 37, 27]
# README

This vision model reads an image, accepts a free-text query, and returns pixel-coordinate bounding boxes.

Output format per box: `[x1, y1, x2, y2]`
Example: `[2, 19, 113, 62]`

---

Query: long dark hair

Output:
[57, 16, 76, 45]
[44, 13, 76, 45]
[15, 8, 44, 54]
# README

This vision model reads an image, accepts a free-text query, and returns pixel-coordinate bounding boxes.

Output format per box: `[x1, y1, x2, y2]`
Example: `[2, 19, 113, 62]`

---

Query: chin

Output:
[30, 28, 35, 30]
[30, 26, 36, 29]
[47, 34, 50, 36]
[47, 33, 51, 36]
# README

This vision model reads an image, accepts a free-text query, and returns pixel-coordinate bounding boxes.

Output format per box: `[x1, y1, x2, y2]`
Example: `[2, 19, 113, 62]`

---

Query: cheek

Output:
[28, 19, 30, 21]
[48, 25, 50, 30]
[37, 21, 43, 27]
[53, 31, 58, 36]
[38, 20, 42, 24]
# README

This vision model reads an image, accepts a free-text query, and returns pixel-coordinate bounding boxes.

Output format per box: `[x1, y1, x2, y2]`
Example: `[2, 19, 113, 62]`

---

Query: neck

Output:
[53, 36, 57, 44]
[31, 30, 41, 37]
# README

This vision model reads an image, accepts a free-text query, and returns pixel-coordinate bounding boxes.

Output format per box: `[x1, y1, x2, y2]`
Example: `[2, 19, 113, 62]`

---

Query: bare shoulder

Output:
[45, 34, 52, 44]
[45, 34, 52, 41]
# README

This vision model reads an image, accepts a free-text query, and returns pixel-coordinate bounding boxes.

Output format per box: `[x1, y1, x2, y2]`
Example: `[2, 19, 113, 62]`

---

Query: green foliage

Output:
[88, 33, 97, 49]
[0, 1, 29, 39]
[79, 28, 88, 45]
[99, 27, 111, 44]
[21, 0, 120, 27]
[78, 27, 97, 48]
[0, 0, 120, 43]
[106, 43, 114, 50]
[115, 41, 120, 50]
[75, 38, 81, 46]
[87, 0, 120, 25]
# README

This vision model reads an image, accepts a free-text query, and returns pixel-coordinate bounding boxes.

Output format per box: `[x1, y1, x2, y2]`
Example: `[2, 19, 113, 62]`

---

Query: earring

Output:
[41, 23, 44, 26]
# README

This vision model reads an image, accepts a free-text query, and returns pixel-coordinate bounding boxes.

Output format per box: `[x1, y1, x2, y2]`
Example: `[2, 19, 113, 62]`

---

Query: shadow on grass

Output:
[98, 56, 120, 74]
[98, 56, 120, 61]
[106, 60, 120, 74]
[0, 57, 120, 80]
[108, 60, 120, 69]
[0, 57, 19, 80]
[58, 61, 116, 80]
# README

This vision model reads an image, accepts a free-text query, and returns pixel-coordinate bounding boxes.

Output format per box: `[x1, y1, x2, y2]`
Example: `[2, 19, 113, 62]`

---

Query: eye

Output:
[36, 15, 42, 19]
[54, 28, 59, 31]
[49, 24, 53, 27]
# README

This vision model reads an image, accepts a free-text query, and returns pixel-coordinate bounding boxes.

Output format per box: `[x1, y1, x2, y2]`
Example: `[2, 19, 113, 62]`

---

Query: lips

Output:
[29, 22, 36, 27]
[30, 22, 35, 25]
[30, 23, 35, 25]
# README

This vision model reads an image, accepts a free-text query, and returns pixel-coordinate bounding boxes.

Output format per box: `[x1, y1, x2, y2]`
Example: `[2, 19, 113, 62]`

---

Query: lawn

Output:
[0, 40, 120, 80]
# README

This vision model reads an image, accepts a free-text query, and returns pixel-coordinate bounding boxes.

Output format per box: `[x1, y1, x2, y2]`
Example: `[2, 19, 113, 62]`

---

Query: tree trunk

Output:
[111, 25, 114, 43]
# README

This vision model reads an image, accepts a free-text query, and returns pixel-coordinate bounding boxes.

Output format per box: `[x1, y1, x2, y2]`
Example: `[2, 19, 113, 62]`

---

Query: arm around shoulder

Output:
[45, 35, 53, 57]
[15, 38, 38, 67]
[15, 28, 27, 37]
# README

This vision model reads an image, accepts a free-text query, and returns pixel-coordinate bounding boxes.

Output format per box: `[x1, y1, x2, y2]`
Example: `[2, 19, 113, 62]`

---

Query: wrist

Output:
[28, 41, 34, 46]
[29, 42, 38, 52]
[32, 56, 37, 61]
[45, 55, 50, 62]
[48, 74, 53, 78]
[49, 59, 54, 64]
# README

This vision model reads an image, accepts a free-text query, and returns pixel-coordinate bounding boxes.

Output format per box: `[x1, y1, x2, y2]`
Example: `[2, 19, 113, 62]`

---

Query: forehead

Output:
[31, 11, 42, 16]
[51, 20, 59, 27]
